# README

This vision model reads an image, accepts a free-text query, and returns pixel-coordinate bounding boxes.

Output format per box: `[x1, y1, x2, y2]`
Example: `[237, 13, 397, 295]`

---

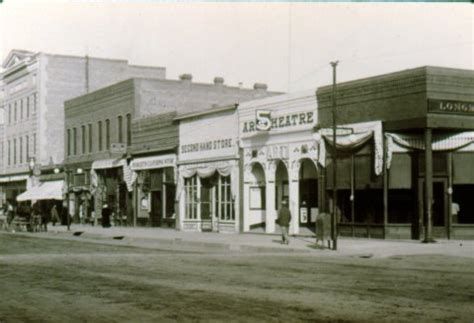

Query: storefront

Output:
[0, 175, 28, 208]
[90, 158, 135, 226]
[130, 154, 177, 228]
[239, 91, 319, 235]
[176, 105, 240, 233]
[316, 66, 474, 240]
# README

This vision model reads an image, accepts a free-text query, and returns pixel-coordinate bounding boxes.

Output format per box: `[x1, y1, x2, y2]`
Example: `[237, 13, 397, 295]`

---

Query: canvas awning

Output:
[16, 180, 64, 202]
[91, 158, 125, 170]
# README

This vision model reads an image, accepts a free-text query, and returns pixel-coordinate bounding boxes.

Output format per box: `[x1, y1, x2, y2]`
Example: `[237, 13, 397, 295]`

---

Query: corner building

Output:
[317, 66, 474, 240]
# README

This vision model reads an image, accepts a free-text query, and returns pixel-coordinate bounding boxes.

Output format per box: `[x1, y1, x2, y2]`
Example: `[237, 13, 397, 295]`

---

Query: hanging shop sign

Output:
[428, 100, 474, 115]
[242, 111, 315, 134]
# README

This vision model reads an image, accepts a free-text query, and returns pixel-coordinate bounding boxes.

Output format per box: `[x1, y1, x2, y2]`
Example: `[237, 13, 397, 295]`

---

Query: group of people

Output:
[2, 201, 63, 232]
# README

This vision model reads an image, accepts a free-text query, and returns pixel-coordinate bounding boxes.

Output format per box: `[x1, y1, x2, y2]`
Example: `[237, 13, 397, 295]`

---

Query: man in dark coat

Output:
[277, 199, 292, 245]
[101, 204, 111, 228]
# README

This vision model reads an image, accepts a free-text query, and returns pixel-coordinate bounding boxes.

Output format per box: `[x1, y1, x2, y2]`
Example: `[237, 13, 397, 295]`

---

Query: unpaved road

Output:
[0, 234, 473, 323]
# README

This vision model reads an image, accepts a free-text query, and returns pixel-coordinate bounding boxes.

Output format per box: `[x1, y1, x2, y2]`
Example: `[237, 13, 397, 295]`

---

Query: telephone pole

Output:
[330, 61, 339, 251]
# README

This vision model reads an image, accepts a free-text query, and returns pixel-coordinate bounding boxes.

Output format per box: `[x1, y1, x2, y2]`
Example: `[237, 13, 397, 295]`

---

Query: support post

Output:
[447, 152, 453, 239]
[383, 136, 388, 239]
[423, 128, 435, 243]
[330, 61, 339, 250]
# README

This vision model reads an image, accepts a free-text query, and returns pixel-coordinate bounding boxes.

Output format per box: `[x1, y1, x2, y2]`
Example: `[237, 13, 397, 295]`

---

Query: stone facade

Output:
[0, 49, 166, 204]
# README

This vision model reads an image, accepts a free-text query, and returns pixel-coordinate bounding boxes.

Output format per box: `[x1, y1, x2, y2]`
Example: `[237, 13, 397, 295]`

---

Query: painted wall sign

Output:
[242, 111, 315, 133]
[179, 110, 238, 162]
[429, 100, 474, 115]
[180, 138, 233, 154]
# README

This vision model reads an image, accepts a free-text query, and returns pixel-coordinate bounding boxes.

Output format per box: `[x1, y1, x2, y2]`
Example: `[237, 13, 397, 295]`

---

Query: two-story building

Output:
[64, 75, 277, 227]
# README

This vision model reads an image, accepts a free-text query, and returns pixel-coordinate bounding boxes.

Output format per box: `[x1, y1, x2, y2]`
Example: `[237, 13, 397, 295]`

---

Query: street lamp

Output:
[330, 61, 339, 251]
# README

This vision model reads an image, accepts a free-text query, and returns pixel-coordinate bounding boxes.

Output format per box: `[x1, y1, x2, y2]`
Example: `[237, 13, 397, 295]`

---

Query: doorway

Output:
[150, 191, 162, 227]
[418, 178, 447, 239]
[299, 159, 318, 227]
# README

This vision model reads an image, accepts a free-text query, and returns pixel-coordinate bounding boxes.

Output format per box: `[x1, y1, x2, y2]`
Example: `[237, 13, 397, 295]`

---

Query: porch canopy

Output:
[16, 180, 64, 202]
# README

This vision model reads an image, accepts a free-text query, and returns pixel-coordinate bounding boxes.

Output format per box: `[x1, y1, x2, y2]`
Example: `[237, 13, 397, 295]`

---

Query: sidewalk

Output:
[25, 224, 474, 258]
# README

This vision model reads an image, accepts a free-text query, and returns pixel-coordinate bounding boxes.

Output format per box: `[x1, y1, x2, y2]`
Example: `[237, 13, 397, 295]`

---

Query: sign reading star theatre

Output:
[243, 110, 315, 133]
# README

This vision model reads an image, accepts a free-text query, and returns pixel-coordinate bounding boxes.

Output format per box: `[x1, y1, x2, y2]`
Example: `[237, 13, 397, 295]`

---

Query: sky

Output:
[0, 1, 472, 93]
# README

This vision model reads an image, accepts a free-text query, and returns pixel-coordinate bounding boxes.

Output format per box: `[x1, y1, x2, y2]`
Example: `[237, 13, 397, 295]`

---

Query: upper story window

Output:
[20, 99, 24, 120]
[26, 97, 30, 118]
[67, 129, 71, 156]
[7, 140, 11, 166]
[73, 128, 77, 155]
[32, 93, 37, 115]
[105, 119, 110, 150]
[26, 135, 29, 161]
[118, 115, 123, 144]
[8, 104, 11, 124]
[81, 125, 86, 154]
[88, 124, 93, 153]
[14, 102, 17, 122]
[126, 113, 132, 146]
[98, 121, 103, 151]
[13, 138, 16, 165]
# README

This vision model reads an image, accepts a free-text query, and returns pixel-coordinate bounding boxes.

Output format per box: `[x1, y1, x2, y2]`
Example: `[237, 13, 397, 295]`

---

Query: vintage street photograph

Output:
[0, 1, 473, 322]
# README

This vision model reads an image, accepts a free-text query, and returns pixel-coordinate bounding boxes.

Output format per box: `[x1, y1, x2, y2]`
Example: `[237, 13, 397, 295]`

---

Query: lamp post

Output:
[330, 61, 339, 251]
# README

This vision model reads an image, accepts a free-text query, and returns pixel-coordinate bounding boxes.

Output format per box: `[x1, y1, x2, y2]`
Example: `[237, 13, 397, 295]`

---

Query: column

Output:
[424, 128, 434, 243]
[289, 160, 300, 235]
[265, 161, 276, 233]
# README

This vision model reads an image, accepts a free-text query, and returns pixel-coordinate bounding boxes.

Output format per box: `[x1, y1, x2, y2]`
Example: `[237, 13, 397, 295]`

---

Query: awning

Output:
[130, 154, 176, 171]
[16, 180, 64, 202]
[319, 121, 383, 176]
[0, 174, 29, 183]
[91, 158, 125, 170]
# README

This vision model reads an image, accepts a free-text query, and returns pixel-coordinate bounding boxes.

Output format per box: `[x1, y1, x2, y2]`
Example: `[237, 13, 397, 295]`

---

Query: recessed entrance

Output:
[299, 159, 318, 227]
[418, 178, 448, 239]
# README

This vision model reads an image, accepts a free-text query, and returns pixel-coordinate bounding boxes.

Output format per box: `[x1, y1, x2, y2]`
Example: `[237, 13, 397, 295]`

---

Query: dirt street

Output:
[0, 234, 473, 323]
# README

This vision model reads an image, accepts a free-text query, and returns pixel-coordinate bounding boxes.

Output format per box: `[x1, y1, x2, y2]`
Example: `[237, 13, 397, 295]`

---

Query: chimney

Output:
[253, 83, 268, 91]
[214, 77, 224, 86]
[179, 74, 193, 83]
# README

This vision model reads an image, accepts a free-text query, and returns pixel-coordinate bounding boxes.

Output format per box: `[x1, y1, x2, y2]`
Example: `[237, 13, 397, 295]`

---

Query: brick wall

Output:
[317, 66, 474, 130]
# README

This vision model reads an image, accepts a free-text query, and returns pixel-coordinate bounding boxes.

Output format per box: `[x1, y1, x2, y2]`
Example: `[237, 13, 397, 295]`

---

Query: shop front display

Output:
[316, 66, 474, 240]
[176, 105, 240, 233]
[90, 158, 135, 226]
[239, 91, 319, 235]
[130, 154, 177, 228]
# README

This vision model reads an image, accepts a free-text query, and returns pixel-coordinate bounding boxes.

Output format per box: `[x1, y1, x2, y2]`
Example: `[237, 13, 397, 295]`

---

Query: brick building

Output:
[317, 66, 474, 240]
[64, 75, 278, 227]
[0, 49, 165, 211]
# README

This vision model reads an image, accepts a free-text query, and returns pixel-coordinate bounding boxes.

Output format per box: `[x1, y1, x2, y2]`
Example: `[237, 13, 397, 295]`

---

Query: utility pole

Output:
[330, 61, 339, 251]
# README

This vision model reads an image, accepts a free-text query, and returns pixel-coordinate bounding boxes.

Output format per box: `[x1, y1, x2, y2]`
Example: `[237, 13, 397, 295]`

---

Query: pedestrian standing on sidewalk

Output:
[277, 199, 292, 245]
[50, 204, 59, 226]
[101, 204, 111, 228]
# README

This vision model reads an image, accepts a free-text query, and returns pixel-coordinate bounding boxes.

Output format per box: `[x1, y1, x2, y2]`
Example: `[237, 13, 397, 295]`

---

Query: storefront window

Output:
[452, 185, 474, 224]
[185, 176, 198, 219]
[218, 175, 234, 221]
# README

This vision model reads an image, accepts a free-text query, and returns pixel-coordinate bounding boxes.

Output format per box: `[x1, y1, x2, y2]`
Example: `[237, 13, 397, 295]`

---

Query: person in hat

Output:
[277, 199, 292, 245]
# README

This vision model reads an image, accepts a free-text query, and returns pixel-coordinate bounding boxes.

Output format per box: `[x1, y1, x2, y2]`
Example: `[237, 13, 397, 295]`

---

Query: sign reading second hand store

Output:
[181, 138, 234, 154]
